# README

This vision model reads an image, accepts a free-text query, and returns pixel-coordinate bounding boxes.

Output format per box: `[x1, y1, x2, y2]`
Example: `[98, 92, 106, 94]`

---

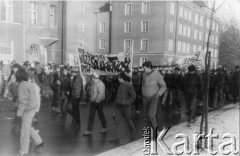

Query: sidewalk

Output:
[97, 104, 239, 156]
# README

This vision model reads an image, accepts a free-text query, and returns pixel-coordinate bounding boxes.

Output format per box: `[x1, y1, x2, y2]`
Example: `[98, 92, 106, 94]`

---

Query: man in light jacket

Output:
[83, 72, 107, 136]
[141, 61, 166, 132]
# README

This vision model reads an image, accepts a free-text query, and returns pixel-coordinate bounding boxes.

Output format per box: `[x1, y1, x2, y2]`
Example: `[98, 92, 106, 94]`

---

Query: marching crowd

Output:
[0, 60, 239, 156]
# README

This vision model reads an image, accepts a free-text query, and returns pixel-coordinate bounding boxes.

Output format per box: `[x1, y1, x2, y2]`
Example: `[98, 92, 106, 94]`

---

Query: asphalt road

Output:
[0, 96, 189, 156]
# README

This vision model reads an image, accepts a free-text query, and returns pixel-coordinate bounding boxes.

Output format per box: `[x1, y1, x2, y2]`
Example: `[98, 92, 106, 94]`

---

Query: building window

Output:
[182, 42, 186, 53]
[187, 26, 191, 37]
[177, 41, 181, 52]
[186, 43, 190, 54]
[198, 45, 202, 52]
[99, 38, 106, 49]
[211, 35, 214, 44]
[215, 49, 218, 58]
[140, 57, 148, 66]
[188, 10, 192, 21]
[78, 37, 84, 48]
[194, 29, 198, 40]
[199, 31, 202, 41]
[141, 39, 148, 51]
[30, 2, 38, 25]
[215, 36, 218, 45]
[183, 25, 187, 36]
[178, 23, 182, 35]
[200, 15, 203, 26]
[99, 22, 106, 33]
[212, 21, 215, 31]
[170, 2, 175, 15]
[168, 39, 173, 51]
[125, 3, 132, 15]
[124, 21, 132, 33]
[179, 6, 183, 18]
[194, 13, 198, 25]
[78, 20, 84, 32]
[47, 52, 51, 62]
[205, 33, 208, 42]
[184, 8, 188, 20]
[1, 1, 13, 21]
[141, 20, 149, 32]
[78, 3, 84, 13]
[169, 21, 174, 33]
[50, 5, 56, 27]
[124, 39, 131, 51]
[142, 1, 150, 14]
[193, 45, 196, 53]
[206, 18, 210, 29]
[216, 24, 219, 32]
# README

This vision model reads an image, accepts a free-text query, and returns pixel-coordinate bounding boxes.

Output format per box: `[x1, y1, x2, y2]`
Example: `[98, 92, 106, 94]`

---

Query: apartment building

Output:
[111, 1, 220, 68]
[63, 1, 110, 64]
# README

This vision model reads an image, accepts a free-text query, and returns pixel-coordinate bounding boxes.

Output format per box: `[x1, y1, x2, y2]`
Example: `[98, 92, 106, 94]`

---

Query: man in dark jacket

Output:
[58, 66, 71, 126]
[109, 72, 136, 143]
[214, 68, 225, 107]
[50, 65, 61, 113]
[232, 66, 240, 103]
[182, 65, 203, 127]
[209, 69, 218, 109]
[171, 67, 183, 114]
[70, 67, 83, 130]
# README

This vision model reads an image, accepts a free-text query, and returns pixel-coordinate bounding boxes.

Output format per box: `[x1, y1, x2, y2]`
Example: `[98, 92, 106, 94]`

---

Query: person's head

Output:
[13, 63, 20, 73]
[15, 67, 29, 82]
[235, 66, 240, 71]
[188, 65, 196, 73]
[174, 67, 181, 74]
[62, 66, 69, 75]
[161, 70, 166, 76]
[142, 61, 153, 74]
[118, 72, 130, 83]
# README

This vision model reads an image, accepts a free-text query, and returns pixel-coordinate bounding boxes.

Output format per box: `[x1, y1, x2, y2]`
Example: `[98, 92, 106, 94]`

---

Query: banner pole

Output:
[130, 40, 134, 82]
[76, 48, 82, 75]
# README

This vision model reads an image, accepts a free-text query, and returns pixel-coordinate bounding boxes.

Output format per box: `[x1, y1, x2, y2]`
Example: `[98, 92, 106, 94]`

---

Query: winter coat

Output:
[182, 72, 203, 94]
[115, 82, 136, 107]
[70, 74, 83, 98]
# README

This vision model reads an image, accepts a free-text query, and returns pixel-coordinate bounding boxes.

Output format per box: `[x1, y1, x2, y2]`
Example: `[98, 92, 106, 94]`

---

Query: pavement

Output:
[0, 95, 192, 156]
[97, 103, 239, 156]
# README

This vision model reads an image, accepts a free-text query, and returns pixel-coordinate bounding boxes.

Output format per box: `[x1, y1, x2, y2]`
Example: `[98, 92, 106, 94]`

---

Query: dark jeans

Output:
[232, 86, 240, 102]
[52, 92, 61, 108]
[172, 89, 181, 112]
[113, 106, 136, 138]
[185, 93, 197, 123]
[142, 95, 159, 130]
[213, 88, 224, 107]
[87, 101, 107, 132]
[61, 97, 69, 124]
[133, 86, 141, 111]
[71, 97, 81, 125]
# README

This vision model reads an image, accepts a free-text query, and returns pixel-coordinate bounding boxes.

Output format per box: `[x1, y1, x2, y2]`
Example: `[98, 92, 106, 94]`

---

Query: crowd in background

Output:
[0, 59, 239, 155]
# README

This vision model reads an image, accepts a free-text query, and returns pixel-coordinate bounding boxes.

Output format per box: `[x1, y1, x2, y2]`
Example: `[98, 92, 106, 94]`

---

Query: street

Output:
[0, 97, 189, 156]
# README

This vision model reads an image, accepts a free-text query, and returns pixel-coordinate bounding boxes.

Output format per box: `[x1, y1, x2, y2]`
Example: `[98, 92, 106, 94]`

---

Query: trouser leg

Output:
[19, 111, 35, 155]
[87, 102, 97, 131]
[96, 102, 107, 129]
[71, 97, 81, 125]
[113, 107, 121, 139]
[148, 96, 159, 130]
[30, 127, 43, 146]
[61, 98, 68, 124]
[122, 107, 136, 135]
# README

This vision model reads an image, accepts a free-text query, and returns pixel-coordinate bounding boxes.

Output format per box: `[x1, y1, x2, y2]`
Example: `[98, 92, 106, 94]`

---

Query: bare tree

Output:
[219, 21, 240, 69]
